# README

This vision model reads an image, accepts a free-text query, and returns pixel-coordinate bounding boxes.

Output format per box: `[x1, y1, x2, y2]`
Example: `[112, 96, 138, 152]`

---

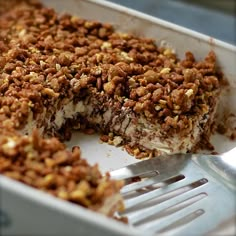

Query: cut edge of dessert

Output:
[0, 0, 225, 218]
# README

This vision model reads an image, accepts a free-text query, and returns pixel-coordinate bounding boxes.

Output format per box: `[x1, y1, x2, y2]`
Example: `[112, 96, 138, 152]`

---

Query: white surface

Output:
[1, 0, 236, 235]
[65, 132, 139, 173]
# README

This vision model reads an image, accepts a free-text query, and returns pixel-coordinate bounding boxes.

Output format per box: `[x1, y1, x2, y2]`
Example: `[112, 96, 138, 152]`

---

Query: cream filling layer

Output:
[54, 100, 210, 154]
[21, 95, 215, 154]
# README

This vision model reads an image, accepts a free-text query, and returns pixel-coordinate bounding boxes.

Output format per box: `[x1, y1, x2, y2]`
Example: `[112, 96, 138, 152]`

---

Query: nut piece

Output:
[185, 89, 194, 97]
[160, 67, 171, 74]
[103, 82, 115, 95]
[143, 70, 160, 84]
[113, 136, 123, 146]
[42, 88, 59, 98]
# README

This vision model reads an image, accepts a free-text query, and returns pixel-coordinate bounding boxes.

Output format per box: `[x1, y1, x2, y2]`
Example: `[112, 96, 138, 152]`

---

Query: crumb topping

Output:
[0, 0, 222, 135]
[0, 129, 124, 213]
[0, 0, 226, 215]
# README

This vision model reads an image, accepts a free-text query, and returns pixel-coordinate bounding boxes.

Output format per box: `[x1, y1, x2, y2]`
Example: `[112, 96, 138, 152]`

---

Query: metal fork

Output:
[110, 148, 236, 236]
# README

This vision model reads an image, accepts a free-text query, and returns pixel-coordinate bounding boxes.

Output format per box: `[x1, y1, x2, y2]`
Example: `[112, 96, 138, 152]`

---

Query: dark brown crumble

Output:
[0, 128, 124, 215]
[0, 0, 226, 218]
[0, 0, 222, 135]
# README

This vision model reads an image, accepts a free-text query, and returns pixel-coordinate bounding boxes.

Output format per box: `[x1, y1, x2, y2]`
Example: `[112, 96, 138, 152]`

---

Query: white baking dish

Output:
[1, 0, 236, 235]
